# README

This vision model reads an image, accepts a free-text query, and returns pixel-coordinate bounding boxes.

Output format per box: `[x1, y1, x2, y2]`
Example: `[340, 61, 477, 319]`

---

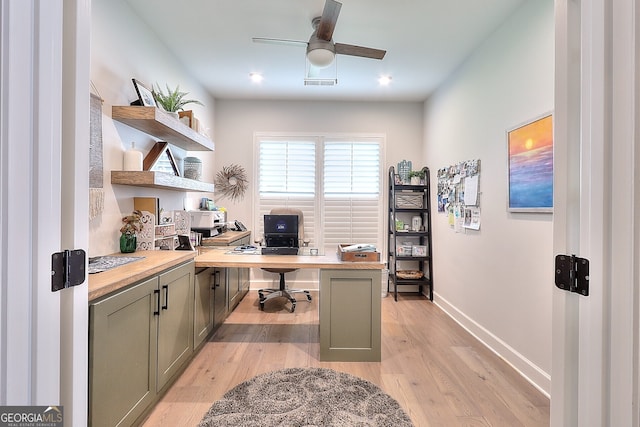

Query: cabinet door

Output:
[194, 267, 214, 348]
[319, 269, 381, 362]
[89, 276, 158, 427]
[240, 268, 250, 294]
[157, 261, 194, 392]
[227, 267, 240, 311]
[213, 268, 227, 329]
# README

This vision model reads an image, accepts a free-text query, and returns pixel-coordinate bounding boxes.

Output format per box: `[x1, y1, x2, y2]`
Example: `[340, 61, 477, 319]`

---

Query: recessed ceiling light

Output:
[249, 72, 263, 83]
[378, 75, 392, 86]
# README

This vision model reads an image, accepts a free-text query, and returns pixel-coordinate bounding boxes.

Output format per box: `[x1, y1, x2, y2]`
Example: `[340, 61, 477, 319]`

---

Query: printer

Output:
[189, 210, 227, 237]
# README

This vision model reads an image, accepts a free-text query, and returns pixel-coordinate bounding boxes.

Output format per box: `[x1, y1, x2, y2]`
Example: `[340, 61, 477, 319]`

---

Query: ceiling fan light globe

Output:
[307, 48, 335, 68]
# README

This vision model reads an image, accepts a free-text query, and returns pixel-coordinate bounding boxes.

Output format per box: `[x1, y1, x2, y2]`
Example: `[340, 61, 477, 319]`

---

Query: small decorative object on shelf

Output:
[131, 78, 156, 107]
[152, 83, 203, 116]
[397, 160, 412, 184]
[123, 142, 143, 171]
[409, 169, 425, 185]
[119, 209, 143, 253]
[143, 141, 180, 176]
[183, 156, 202, 180]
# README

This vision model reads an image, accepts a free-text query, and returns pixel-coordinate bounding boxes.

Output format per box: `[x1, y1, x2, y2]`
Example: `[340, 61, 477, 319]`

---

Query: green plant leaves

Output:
[152, 83, 203, 112]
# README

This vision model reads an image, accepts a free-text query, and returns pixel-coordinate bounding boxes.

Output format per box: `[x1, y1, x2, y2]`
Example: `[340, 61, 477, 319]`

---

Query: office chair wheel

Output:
[305, 293, 312, 302]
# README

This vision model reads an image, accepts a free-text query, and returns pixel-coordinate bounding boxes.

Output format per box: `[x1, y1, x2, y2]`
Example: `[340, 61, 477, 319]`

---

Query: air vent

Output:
[304, 78, 338, 86]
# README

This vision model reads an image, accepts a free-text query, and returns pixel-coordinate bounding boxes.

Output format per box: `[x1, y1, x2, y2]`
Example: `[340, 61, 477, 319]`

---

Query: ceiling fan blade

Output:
[252, 37, 307, 47]
[334, 43, 386, 60]
[316, 0, 341, 41]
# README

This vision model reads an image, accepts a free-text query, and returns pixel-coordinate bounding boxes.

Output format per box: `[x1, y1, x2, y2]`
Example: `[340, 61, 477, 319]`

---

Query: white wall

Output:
[424, 0, 554, 394]
[214, 99, 424, 227]
[89, 0, 216, 256]
[214, 99, 423, 286]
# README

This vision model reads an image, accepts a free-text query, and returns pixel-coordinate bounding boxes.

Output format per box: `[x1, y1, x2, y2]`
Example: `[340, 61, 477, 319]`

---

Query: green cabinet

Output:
[194, 266, 245, 349]
[194, 268, 214, 348]
[212, 268, 227, 330]
[89, 261, 194, 427]
[227, 267, 249, 312]
[194, 267, 228, 348]
[157, 263, 195, 391]
[319, 269, 381, 362]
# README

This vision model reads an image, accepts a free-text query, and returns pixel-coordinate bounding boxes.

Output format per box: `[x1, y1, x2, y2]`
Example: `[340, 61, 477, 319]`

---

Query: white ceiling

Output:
[124, 0, 525, 102]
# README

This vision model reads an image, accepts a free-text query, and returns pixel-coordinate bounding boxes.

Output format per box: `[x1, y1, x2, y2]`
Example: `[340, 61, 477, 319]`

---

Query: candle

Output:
[123, 142, 143, 171]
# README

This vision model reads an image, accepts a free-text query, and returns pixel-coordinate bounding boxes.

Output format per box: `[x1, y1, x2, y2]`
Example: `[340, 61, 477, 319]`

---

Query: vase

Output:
[410, 176, 421, 185]
[120, 233, 137, 253]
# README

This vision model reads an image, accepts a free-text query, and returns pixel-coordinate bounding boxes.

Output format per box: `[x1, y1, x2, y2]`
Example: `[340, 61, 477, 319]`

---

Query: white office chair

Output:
[259, 208, 312, 312]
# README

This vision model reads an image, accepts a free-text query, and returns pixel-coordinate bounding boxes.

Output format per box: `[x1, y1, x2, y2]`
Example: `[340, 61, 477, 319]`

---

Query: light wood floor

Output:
[141, 291, 549, 427]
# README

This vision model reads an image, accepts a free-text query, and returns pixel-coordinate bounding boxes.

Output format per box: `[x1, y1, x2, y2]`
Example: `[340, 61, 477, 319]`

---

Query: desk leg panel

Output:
[319, 269, 381, 362]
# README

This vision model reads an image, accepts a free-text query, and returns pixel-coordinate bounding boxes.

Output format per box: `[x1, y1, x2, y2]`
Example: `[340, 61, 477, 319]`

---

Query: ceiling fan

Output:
[252, 0, 386, 71]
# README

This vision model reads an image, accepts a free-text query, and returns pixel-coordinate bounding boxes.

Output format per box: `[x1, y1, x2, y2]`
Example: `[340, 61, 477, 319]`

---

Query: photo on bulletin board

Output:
[507, 113, 553, 212]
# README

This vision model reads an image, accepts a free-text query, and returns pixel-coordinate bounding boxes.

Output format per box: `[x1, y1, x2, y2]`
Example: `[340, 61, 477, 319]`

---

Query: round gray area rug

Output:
[198, 367, 414, 427]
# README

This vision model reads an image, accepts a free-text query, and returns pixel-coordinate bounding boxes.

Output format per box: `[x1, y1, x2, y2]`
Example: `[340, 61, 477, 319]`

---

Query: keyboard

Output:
[261, 247, 299, 255]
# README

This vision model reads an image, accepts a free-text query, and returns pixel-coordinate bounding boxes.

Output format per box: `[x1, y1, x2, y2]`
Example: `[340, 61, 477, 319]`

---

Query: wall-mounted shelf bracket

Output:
[554, 254, 589, 296]
[52, 249, 86, 292]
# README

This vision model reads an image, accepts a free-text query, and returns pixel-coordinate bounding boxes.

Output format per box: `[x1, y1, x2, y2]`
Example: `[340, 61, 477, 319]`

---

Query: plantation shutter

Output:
[257, 139, 317, 243]
[256, 135, 383, 254]
[322, 141, 382, 253]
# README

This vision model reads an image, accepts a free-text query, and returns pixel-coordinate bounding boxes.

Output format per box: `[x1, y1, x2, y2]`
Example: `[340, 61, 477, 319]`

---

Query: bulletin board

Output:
[437, 159, 481, 233]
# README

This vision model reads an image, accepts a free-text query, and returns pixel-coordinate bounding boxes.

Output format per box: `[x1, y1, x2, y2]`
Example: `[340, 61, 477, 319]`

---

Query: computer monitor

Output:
[264, 214, 299, 248]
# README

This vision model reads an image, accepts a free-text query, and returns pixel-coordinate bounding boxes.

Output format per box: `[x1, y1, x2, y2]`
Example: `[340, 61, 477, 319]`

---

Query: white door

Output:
[0, 0, 90, 425]
[552, 0, 639, 425]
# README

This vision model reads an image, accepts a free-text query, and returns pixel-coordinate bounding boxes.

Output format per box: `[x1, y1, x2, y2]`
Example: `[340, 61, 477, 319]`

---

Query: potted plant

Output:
[119, 210, 143, 253]
[152, 83, 203, 118]
[408, 170, 425, 185]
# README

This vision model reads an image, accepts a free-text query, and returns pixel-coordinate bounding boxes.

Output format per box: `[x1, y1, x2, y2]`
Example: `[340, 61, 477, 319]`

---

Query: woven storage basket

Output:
[396, 270, 424, 279]
[395, 193, 423, 209]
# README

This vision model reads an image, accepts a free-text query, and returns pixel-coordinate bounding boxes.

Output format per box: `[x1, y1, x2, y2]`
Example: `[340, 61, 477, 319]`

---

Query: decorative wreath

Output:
[214, 164, 248, 201]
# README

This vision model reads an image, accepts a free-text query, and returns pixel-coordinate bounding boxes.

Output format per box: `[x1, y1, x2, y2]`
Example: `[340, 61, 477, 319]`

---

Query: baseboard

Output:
[434, 292, 550, 397]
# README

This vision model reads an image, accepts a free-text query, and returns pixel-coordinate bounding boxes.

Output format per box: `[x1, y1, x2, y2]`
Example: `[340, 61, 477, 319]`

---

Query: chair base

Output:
[258, 272, 312, 312]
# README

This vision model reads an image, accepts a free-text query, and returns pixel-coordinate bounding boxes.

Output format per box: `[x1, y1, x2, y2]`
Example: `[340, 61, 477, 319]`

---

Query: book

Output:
[134, 197, 159, 225]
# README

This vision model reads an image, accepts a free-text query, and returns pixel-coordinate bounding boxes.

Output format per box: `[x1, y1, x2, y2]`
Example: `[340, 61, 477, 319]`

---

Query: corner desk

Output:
[195, 248, 384, 362]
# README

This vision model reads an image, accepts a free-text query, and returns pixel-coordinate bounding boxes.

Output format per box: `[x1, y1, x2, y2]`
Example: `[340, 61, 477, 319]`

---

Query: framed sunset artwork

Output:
[507, 113, 553, 212]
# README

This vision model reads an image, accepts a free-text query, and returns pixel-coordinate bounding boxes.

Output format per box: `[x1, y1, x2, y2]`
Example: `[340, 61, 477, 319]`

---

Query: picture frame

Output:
[143, 142, 180, 176]
[507, 113, 553, 212]
[178, 110, 193, 128]
[132, 78, 157, 107]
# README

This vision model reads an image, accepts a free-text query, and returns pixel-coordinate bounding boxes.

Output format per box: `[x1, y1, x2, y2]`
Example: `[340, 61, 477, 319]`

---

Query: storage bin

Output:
[337, 244, 381, 262]
[396, 245, 412, 256]
[412, 245, 427, 256]
[395, 193, 423, 209]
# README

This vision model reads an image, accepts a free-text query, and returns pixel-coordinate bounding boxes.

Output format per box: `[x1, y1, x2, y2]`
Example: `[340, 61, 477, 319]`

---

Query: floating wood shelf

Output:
[112, 106, 214, 151]
[111, 171, 214, 192]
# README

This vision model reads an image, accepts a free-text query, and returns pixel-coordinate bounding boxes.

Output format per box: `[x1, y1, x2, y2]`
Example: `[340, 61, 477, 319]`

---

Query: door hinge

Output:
[51, 249, 86, 292]
[554, 254, 589, 296]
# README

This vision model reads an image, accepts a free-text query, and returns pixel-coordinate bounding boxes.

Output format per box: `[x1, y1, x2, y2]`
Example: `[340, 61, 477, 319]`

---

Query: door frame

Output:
[0, 0, 90, 423]
[551, 0, 639, 425]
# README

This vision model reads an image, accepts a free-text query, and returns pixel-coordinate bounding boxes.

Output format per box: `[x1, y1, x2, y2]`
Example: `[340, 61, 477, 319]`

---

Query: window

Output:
[255, 134, 384, 254]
